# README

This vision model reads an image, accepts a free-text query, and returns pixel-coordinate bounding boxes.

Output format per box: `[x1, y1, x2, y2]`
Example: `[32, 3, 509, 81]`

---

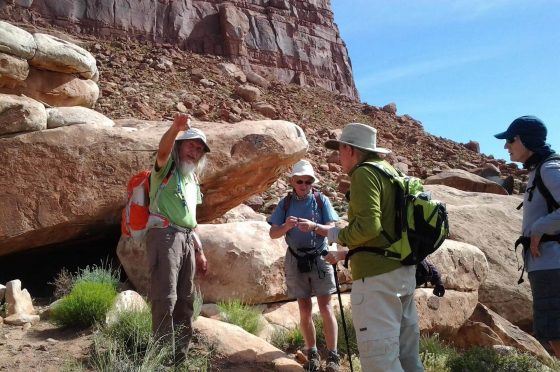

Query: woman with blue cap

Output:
[495, 115, 560, 357]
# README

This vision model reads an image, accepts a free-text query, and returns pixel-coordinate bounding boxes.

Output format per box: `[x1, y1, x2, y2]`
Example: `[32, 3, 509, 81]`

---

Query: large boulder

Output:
[0, 119, 307, 256]
[0, 67, 99, 108]
[30, 33, 98, 79]
[427, 185, 532, 330]
[0, 51, 29, 81]
[46, 106, 114, 128]
[118, 221, 289, 304]
[0, 20, 36, 59]
[415, 239, 488, 335]
[0, 93, 47, 135]
[194, 316, 303, 371]
[454, 303, 551, 363]
[425, 169, 508, 195]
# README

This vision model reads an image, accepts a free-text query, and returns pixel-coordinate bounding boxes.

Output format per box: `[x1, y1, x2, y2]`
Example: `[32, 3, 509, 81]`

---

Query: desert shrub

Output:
[50, 267, 75, 300]
[314, 306, 358, 357]
[217, 298, 264, 335]
[101, 308, 152, 355]
[50, 261, 120, 300]
[270, 325, 305, 351]
[74, 262, 120, 290]
[51, 281, 117, 328]
[447, 346, 545, 372]
[420, 334, 457, 372]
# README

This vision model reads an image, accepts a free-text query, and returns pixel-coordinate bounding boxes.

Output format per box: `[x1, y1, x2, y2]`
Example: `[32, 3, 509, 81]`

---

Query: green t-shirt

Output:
[149, 158, 201, 228]
[337, 157, 402, 280]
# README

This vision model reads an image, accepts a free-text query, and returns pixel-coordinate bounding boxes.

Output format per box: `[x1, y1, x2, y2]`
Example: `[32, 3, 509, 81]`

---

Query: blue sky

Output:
[331, 0, 560, 163]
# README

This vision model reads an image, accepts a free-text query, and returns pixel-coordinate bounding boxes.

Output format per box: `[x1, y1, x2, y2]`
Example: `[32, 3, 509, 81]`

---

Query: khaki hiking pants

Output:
[146, 226, 196, 359]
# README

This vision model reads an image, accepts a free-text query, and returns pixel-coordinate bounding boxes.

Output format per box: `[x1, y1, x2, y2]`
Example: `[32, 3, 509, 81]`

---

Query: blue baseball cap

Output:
[494, 116, 547, 142]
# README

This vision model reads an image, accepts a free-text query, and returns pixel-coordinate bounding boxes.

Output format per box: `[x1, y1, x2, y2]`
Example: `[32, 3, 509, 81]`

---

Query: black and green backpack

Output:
[347, 162, 450, 266]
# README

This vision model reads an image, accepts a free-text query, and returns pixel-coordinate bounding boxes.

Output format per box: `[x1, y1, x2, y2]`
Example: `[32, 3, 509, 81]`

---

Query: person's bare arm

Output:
[156, 113, 191, 170]
[269, 216, 298, 239]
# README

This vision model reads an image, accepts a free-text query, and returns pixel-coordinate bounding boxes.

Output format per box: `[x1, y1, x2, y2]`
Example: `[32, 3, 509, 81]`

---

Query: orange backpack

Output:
[121, 166, 175, 240]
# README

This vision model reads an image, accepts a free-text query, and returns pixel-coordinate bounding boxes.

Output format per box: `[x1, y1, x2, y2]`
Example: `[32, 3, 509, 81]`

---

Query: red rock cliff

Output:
[1, 0, 358, 99]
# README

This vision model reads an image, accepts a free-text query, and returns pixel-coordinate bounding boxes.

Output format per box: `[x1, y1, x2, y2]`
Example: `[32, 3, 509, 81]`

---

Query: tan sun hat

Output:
[290, 160, 318, 183]
[175, 127, 210, 152]
[325, 123, 390, 154]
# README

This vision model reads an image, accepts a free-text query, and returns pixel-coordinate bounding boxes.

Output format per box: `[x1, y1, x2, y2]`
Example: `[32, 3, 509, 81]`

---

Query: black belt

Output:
[514, 234, 560, 284]
[344, 246, 397, 268]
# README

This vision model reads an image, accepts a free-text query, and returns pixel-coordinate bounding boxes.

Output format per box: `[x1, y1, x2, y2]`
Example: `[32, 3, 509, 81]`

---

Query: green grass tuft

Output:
[217, 298, 264, 335]
[270, 325, 305, 351]
[51, 281, 118, 328]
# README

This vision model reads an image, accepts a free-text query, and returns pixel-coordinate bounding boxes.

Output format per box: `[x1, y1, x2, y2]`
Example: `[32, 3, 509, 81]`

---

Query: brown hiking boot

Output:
[303, 349, 320, 372]
[325, 350, 340, 372]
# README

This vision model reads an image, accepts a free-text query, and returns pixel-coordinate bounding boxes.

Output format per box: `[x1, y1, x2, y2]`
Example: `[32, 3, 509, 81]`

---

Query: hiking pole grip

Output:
[332, 263, 354, 372]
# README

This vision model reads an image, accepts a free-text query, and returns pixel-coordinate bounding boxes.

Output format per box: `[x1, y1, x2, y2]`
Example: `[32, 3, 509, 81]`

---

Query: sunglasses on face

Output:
[506, 137, 516, 144]
[295, 180, 313, 185]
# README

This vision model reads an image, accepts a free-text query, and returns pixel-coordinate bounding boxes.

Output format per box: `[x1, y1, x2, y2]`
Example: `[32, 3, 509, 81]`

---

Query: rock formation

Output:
[0, 0, 358, 99]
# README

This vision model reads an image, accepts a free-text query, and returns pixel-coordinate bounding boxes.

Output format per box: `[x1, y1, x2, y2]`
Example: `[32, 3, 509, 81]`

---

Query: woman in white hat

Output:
[269, 160, 341, 372]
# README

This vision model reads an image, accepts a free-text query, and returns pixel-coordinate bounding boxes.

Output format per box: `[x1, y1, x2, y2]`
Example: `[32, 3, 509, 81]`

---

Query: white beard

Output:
[179, 160, 196, 177]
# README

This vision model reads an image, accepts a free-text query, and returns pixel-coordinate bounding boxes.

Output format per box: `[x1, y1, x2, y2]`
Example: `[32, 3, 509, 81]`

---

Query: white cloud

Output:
[357, 49, 499, 87]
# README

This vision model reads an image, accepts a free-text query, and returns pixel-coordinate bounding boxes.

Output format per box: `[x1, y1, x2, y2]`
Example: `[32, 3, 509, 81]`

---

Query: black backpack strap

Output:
[282, 192, 293, 220]
[533, 154, 560, 213]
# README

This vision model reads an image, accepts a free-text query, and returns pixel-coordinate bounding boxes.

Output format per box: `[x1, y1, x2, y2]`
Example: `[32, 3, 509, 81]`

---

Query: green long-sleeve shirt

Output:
[338, 157, 402, 280]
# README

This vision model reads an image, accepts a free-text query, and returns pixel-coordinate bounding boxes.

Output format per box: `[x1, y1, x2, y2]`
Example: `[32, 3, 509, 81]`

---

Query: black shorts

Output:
[528, 269, 560, 341]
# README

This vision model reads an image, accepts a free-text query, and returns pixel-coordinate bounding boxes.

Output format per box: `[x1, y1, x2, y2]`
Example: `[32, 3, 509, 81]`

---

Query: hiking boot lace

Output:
[325, 350, 341, 372]
[303, 349, 321, 372]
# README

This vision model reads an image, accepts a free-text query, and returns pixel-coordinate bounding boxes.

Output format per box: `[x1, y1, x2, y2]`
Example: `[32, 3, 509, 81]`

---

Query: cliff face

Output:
[1, 0, 358, 99]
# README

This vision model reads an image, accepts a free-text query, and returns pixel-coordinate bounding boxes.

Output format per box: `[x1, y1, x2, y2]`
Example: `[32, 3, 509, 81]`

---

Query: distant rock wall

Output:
[0, 0, 358, 99]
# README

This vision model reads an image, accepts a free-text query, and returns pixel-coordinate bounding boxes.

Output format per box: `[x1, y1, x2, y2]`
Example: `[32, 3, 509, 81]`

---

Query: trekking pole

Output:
[332, 263, 354, 372]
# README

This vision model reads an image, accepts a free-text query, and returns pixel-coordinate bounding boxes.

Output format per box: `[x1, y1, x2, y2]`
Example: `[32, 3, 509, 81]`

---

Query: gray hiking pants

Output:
[146, 226, 196, 358]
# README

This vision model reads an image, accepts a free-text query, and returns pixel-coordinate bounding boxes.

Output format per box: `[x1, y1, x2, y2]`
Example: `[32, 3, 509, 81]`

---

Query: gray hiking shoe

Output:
[303, 349, 321, 372]
[325, 350, 341, 372]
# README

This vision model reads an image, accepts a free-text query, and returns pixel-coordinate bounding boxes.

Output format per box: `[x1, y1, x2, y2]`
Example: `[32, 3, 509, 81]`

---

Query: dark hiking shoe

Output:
[325, 350, 341, 372]
[303, 349, 321, 372]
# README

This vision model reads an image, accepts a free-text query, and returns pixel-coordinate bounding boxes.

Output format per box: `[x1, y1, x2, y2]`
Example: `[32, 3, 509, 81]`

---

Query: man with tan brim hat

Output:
[317, 123, 424, 372]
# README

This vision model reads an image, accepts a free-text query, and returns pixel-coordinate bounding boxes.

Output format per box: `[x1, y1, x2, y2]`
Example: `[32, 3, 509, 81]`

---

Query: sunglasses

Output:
[295, 180, 313, 185]
[506, 137, 516, 144]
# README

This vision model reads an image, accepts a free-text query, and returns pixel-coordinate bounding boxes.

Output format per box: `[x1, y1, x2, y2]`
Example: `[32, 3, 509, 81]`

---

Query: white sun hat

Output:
[325, 122, 390, 154]
[290, 160, 318, 183]
[175, 127, 210, 152]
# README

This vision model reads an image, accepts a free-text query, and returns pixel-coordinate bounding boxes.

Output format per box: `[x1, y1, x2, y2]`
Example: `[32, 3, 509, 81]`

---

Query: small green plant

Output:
[74, 261, 120, 291]
[90, 314, 213, 372]
[89, 329, 172, 372]
[420, 333, 457, 372]
[0, 302, 6, 317]
[314, 307, 358, 358]
[270, 326, 305, 351]
[51, 281, 118, 328]
[447, 346, 545, 372]
[50, 260, 120, 300]
[217, 298, 264, 335]
[101, 307, 153, 355]
[193, 285, 203, 321]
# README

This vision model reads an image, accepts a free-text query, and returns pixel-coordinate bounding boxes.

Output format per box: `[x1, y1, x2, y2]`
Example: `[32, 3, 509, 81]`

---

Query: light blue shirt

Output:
[523, 158, 560, 272]
[269, 192, 339, 251]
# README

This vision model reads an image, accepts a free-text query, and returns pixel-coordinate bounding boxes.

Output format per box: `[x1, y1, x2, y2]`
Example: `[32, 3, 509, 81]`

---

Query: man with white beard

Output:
[146, 113, 209, 365]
